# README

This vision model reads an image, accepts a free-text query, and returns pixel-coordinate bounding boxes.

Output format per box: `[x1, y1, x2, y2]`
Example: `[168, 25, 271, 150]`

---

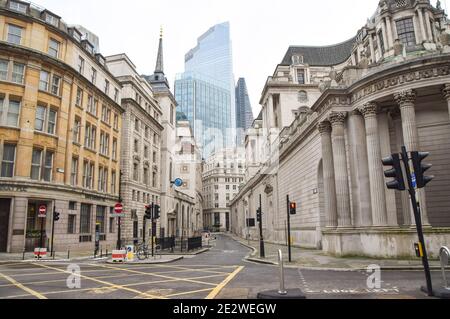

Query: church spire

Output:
[155, 26, 164, 74]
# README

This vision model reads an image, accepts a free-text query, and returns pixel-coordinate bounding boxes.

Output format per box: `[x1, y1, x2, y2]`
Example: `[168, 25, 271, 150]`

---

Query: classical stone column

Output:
[369, 34, 375, 63]
[318, 121, 338, 228]
[328, 112, 352, 227]
[347, 110, 372, 227]
[385, 16, 394, 49]
[381, 19, 389, 54]
[443, 84, 450, 120]
[393, 90, 430, 226]
[390, 108, 412, 225]
[424, 10, 433, 42]
[359, 103, 388, 226]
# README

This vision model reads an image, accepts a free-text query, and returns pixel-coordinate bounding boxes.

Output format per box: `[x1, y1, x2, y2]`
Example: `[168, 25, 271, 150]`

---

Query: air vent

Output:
[395, 0, 407, 8]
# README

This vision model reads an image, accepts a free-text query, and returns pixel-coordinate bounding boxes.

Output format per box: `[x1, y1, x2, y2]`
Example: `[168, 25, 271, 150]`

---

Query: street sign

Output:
[38, 205, 47, 218]
[411, 173, 417, 189]
[113, 203, 125, 217]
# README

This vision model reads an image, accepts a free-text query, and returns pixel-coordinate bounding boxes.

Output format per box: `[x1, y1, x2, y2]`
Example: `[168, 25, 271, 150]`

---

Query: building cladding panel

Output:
[176, 21, 236, 158]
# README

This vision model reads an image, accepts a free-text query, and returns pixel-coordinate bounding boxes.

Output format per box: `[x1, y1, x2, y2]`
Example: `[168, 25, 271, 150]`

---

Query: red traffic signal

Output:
[289, 202, 297, 215]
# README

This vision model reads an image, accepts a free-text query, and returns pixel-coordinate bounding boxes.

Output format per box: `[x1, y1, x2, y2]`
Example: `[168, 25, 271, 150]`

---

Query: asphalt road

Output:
[0, 235, 444, 299]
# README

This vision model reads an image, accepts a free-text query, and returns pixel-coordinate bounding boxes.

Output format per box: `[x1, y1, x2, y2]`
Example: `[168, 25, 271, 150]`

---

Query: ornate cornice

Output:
[393, 89, 416, 106]
[328, 112, 347, 125]
[442, 84, 450, 101]
[317, 121, 332, 134]
[358, 102, 379, 118]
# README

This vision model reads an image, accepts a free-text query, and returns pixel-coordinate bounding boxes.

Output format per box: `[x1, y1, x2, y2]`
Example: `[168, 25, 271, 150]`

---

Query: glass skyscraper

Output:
[235, 78, 254, 145]
[175, 21, 236, 159]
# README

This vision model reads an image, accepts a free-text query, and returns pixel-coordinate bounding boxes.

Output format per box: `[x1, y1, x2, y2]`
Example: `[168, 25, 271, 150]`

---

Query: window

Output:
[98, 167, 108, 192]
[297, 69, 305, 84]
[91, 68, 97, 84]
[113, 114, 119, 130]
[43, 151, 54, 181]
[78, 56, 84, 74]
[76, 87, 83, 107]
[143, 167, 149, 185]
[12, 63, 24, 84]
[396, 17, 416, 46]
[134, 139, 139, 153]
[135, 118, 140, 131]
[7, 24, 22, 45]
[51, 75, 61, 95]
[39, 71, 50, 91]
[145, 126, 149, 139]
[133, 163, 139, 181]
[73, 117, 81, 143]
[100, 132, 109, 156]
[80, 204, 91, 234]
[84, 123, 96, 150]
[71, 157, 78, 186]
[48, 39, 60, 58]
[114, 89, 119, 103]
[111, 170, 116, 193]
[101, 105, 110, 123]
[68, 215, 76, 234]
[152, 151, 157, 163]
[31, 149, 42, 180]
[152, 171, 157, 188]
[9, 1, 28, 13]
[144, 146, 149, 159]
[0, 60, 8, 81]
[1, 144, 16, 177]
[69, 201, 77, 210]
[87, 95, 96, 115]
[96, 206, 106, 234]
[7, 100, 20, 126]
[112, 138, 117, 160]
[35, 105, 57, 134]
[83, 161, 94, 189]
[109, 217, 115, 234]
[45, 14, 59, 27]
[104, 80, 110, 95]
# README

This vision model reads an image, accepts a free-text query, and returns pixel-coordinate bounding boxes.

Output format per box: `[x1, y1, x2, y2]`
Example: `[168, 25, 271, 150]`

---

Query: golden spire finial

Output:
[160, 25, 163, 38]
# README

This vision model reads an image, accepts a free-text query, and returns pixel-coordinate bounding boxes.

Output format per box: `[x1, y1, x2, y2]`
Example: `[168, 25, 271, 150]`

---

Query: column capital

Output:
[349, 109, 362, 117]
[328, 112, 347, 125]
[393, 89, 416, 106]
[442, 84, 450, 101]
[317, 121, 332, 134]
[358, 102, 379, 118]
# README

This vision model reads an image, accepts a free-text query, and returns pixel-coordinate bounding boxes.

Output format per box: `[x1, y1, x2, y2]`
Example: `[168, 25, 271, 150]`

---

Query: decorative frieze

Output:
[351, 66, 450, 103]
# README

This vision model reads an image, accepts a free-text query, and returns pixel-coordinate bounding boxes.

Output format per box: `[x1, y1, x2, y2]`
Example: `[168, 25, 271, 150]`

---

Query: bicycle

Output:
[136, 242, 150, 260]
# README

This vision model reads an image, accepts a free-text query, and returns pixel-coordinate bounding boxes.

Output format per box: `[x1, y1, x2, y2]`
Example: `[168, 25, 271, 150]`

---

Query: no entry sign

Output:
[38, 205, 47, 218]
[113, 203, 125, 217]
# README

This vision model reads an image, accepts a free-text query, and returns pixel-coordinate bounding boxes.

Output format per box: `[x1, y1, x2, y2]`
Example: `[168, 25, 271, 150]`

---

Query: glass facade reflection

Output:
[175, 22, 235, 159]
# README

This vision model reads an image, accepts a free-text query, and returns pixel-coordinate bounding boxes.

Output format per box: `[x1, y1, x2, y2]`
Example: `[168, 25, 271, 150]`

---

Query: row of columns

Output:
[318, 85, 450, 228]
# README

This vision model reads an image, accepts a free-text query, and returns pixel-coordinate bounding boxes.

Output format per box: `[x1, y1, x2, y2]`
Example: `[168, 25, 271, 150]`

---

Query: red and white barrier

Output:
[34, 248, 47, 259]
[112, 250, 126, 263]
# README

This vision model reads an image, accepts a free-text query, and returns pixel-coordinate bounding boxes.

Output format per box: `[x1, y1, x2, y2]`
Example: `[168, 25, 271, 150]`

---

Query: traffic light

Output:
[53, 211, 60, 222]
[256, 208, 262, 223]
[145, 205, 152, 219]
[411, 151, 433, 189]
[289, 202, 297, 215]
[153, 205, 161, 220]
[382, 154, 406, 191]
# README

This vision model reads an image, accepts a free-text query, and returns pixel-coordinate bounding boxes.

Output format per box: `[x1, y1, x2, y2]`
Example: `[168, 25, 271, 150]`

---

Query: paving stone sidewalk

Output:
[230, 235, 446, 270]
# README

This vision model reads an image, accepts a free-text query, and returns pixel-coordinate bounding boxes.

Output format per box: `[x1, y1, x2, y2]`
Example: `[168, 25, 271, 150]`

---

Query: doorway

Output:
[0, 199, 11, 252]
[26, 201, 49, 252]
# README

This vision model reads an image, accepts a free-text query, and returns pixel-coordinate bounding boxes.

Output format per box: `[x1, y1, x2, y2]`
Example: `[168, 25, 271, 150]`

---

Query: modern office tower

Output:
[235, 78, 254, 145]
[175, 22, 236, 159]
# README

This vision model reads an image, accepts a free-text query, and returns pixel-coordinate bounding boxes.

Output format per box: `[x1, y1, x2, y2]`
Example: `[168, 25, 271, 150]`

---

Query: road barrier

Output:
[34, 248, 47, 259]
[112, 250, 126, 263]
[187, 237, 202, 251]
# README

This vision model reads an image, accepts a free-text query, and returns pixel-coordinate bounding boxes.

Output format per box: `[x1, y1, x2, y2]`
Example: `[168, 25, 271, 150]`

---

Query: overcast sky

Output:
[36, 0, 442, 117]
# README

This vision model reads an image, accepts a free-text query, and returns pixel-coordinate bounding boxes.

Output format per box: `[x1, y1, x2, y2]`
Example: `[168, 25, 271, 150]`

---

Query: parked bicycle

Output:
[136, 241, 161, 260]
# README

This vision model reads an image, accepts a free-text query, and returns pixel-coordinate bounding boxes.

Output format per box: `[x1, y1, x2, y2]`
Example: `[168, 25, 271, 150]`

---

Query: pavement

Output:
[0, 235, 447, 299]
[229, 234, 447, 271]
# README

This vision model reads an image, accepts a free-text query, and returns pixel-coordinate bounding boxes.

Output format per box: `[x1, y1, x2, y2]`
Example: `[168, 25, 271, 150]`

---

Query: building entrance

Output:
[0, 199, 11, 252]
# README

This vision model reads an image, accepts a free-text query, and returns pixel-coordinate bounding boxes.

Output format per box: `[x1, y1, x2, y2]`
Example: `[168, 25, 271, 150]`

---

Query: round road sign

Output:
[114, 203, 123, 214]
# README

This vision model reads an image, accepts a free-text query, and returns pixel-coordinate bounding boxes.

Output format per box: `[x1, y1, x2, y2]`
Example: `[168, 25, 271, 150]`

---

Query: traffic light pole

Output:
[401, 146, 433, 296]
[286, 195, 292, 263]
[50, 205, 56, 257]
[143, 214, 147, 245]
[151, 202, 155, 258]
[259, 194, 265, 259]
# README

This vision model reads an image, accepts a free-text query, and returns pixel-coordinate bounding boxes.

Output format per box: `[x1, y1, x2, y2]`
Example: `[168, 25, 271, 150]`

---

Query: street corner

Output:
[105, 255, 184, 265]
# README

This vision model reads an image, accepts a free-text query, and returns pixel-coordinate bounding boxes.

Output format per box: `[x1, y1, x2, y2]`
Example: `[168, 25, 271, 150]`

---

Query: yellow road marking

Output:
[0, 272, 47, 299]
[32, 263, 165, 299]
[166, 288, 214, 298]
[91, 263, 219, 287]
[0, 273, 230, 299]
[206, 266, 244, 299]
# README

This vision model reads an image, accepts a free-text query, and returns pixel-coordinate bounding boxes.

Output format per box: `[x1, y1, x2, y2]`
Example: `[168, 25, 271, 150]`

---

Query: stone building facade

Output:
[0, 0, 123, 252]
[203, 148, 245, 232]
[230, 0, 450, 258]
[105, 53, 164, 244]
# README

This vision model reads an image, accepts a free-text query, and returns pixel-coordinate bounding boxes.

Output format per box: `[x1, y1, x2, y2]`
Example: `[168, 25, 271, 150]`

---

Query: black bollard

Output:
[67, 249, 70, 260]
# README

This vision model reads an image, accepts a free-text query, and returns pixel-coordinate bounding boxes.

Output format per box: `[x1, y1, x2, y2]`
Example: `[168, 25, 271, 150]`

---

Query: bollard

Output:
[22, 248, 25, 261]
[52, 250, 55, 260]
[106, 249, 108, 257]
[67, 249, 70, 260]
[101, 249, 103, 258]
[440, 246, 450, 289]
[278, 250, 287, 295]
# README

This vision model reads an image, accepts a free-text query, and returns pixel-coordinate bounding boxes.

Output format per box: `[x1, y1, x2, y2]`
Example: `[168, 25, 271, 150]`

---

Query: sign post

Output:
[286, 195, 292, 263]
[38, 204, 47, 250]
[114, 203, 124, 250]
